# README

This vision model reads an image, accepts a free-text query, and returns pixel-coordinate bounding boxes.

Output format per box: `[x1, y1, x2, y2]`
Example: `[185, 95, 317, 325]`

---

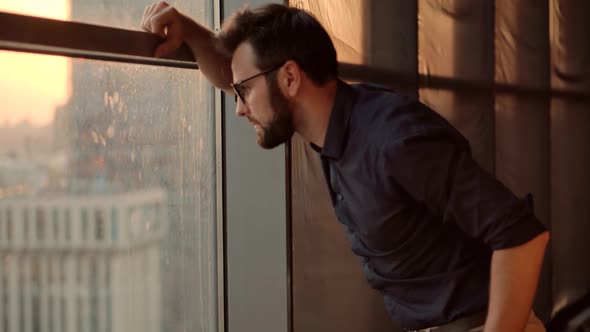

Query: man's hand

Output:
[140, 1, 190, 58]
[140, 1, 233, 91]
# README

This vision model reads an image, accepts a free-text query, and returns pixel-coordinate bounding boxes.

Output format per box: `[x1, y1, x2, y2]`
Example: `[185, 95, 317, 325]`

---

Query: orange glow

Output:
[0, 0, 70, 127]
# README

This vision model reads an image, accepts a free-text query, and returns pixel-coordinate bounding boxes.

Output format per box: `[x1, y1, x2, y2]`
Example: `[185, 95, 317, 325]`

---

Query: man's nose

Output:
[235, 99, 250, 117]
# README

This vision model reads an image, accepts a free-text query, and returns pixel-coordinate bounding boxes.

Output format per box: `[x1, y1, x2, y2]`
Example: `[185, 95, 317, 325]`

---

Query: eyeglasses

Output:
[231, 63, 284, 104]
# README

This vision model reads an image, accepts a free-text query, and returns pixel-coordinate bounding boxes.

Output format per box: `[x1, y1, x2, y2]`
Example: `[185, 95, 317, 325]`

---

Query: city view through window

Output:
[0, 1, 218, 332]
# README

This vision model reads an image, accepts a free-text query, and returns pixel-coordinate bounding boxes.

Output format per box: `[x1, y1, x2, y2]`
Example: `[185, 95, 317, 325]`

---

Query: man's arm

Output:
[140, 1, 233, 93]
[484, 231, 549, 332]
[383, 106, 549, 329]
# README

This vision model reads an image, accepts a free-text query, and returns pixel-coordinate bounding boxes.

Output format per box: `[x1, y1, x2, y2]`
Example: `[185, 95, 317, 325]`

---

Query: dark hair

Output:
[218, 3, 338, 85]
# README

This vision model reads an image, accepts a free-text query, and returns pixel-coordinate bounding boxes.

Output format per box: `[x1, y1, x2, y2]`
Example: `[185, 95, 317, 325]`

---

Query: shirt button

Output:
[336, 193, 344, 201]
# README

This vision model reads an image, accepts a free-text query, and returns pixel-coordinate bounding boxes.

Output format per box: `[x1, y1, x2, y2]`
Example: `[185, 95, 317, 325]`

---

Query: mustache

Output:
[247, 117, 260, 126]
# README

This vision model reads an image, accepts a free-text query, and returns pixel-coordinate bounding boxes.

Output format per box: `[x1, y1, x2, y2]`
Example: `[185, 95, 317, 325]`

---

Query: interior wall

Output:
[289, 0, 589, 330]
[494, 0, 552, 321]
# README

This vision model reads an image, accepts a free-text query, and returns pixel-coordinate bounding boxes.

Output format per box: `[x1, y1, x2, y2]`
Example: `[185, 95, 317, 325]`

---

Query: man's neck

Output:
[293, 79, 339, 148]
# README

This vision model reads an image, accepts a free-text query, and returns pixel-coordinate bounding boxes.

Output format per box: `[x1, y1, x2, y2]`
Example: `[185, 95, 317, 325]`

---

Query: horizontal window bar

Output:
[0, 11, 197, 69]
[1, 11, 588, 101]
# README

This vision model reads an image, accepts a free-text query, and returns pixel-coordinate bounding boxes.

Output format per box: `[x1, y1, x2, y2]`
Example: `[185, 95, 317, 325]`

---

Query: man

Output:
[140, 2, 549, 331]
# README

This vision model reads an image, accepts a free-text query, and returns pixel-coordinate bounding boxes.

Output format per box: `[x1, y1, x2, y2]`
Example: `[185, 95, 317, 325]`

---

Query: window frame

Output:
[0, 4, 227, 332]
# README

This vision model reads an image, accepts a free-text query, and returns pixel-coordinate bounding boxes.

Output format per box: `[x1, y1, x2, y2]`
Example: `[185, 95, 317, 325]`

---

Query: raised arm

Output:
[140, 1, 233, 93]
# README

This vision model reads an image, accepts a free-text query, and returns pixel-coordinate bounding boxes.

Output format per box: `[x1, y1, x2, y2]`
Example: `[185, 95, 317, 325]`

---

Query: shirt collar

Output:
[311, 80, 356, 159]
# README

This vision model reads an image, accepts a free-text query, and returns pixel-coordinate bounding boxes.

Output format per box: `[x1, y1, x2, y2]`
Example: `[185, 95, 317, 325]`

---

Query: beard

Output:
[256, 75, 295, 149]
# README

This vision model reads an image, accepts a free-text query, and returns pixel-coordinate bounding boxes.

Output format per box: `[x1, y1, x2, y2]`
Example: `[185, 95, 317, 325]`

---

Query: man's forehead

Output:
[231, 42, 258, 78]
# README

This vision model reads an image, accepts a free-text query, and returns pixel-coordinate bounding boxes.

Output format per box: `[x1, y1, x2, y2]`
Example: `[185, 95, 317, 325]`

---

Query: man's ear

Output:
[280, 60, 301, 98]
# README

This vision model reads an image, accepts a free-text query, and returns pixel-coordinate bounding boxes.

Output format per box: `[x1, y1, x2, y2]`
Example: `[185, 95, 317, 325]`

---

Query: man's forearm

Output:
[484, 231, 549, 332]
[182, 16, 233, 93]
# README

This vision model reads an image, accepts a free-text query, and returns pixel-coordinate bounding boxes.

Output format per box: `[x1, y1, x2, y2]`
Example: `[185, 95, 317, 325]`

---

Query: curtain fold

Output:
[550, 0, 590, 317]
[494, 0, 551, 322]
[418, 0, 495, 173]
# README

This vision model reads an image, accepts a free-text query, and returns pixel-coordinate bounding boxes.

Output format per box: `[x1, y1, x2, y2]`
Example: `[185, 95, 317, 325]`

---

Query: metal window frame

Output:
[221, 0, 289, 330]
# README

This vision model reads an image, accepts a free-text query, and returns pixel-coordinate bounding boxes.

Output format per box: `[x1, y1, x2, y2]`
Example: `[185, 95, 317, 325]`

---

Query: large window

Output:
[0, 1, 219, 332]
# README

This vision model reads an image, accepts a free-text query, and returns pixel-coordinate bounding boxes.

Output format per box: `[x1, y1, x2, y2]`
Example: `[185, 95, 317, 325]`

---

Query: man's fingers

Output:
[140, 1, 170, 32]
[149, 17, 167, 38]
[148, 8, 176, 38]
[154, 38, 182, 58]
[139, 2, 184, 57]
[154, 1, 170, 12]
[140, 4, 151, 29]
[151, 9, 183, 57]
[141, 3, 158, 31]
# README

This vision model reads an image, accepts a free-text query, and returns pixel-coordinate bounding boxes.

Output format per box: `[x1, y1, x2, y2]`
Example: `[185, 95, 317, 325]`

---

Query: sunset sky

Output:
[0, 0, 70, 127]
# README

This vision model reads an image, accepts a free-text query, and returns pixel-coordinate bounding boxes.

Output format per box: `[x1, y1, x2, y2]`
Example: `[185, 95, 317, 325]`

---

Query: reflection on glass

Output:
[0, 1, 216, 330]
[0, 0, 69, 21]
[0, 0, 207, 31]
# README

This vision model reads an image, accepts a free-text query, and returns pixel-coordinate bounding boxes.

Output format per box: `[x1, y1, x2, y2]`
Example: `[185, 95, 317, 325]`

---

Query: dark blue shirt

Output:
[312, 80, 547, 330]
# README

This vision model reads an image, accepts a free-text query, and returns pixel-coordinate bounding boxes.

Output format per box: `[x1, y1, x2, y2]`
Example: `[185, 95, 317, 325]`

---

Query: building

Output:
[0, 188, 167, 332]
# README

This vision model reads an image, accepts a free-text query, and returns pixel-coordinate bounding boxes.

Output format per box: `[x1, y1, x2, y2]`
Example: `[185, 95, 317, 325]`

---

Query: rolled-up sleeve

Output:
[384, 133, 547, 250]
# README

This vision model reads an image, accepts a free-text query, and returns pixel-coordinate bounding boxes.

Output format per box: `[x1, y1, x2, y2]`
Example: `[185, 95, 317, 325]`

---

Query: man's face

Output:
[231, 42, 294, 149]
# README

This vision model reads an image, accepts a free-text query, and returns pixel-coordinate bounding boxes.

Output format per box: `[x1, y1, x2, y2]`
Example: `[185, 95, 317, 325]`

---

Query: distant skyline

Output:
[0, 0, 70, 126]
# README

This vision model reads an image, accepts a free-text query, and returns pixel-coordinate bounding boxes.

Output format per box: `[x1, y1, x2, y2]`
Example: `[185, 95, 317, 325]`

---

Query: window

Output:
[0, 1, 220, 332]
[2, 267, 8, 332]
[81, 208, 88, 241]
[110, 208, 118, 241]
[64, 209, 71, 241]
[6, 209, 12, 242]
[23, 208, 30, 241]
[35, 208, 45, 242]
[0, 208, 3, 243]
[94, 209, 104, 241]
[52, 209, 59, 242]
[47, 259, 55, 332]
[18, 261, 25, 332]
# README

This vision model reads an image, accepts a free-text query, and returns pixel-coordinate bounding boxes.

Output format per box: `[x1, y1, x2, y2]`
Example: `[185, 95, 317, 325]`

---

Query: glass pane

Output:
[0, 36, 217, 332]
[0, 0, 207, 31]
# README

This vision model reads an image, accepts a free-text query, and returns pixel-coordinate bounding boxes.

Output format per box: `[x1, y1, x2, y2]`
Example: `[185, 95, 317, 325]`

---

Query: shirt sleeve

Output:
[383, 126, 547, 250]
